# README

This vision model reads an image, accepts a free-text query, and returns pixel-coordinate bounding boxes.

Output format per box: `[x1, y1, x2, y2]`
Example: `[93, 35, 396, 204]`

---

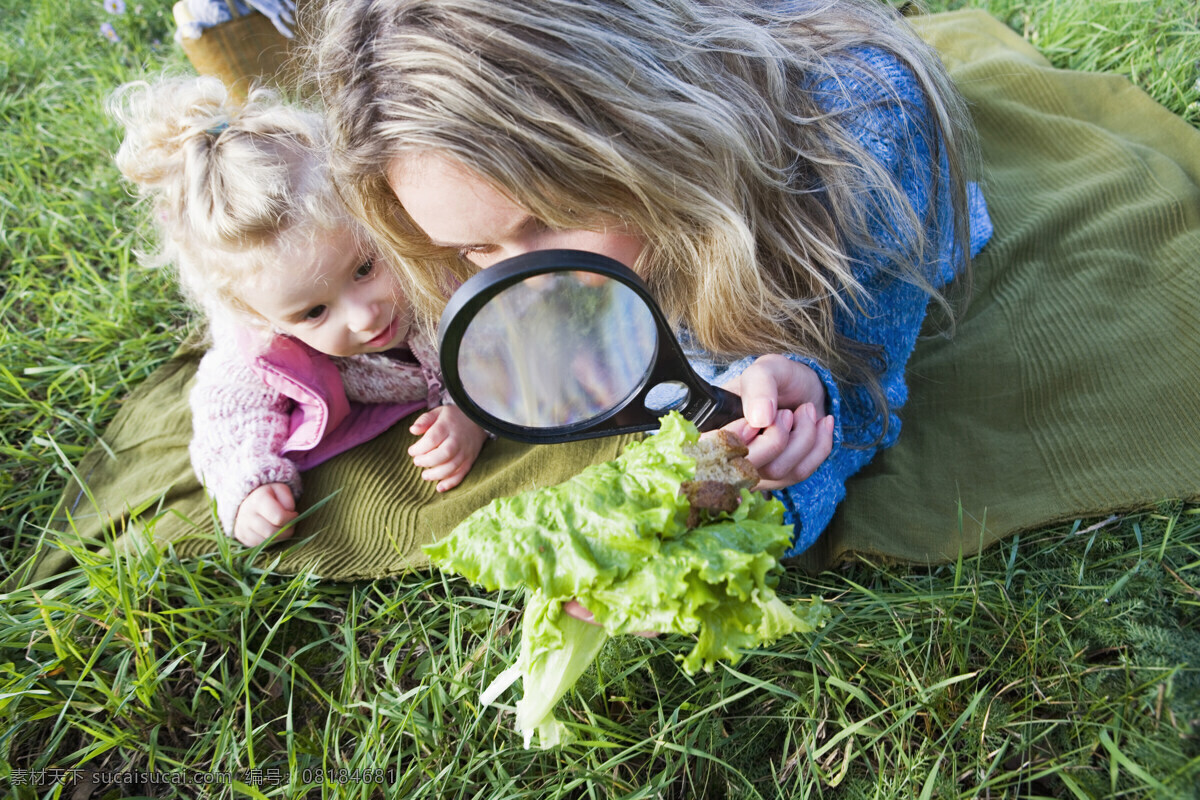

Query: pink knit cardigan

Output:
[189, 322, 444, 535]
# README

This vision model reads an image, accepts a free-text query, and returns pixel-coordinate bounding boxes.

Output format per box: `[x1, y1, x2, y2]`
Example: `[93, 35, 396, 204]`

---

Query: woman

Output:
[311, 0, 992, 556]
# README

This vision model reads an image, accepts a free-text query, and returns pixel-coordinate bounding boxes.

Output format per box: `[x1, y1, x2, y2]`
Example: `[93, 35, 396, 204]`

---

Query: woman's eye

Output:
[355, 258, 374, 278]
[304, 305, 327, 320]
[456, 245, 494, 259]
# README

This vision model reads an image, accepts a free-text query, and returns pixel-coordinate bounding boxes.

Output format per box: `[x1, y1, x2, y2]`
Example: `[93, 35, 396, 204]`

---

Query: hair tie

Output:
[205, 121, 230, 136]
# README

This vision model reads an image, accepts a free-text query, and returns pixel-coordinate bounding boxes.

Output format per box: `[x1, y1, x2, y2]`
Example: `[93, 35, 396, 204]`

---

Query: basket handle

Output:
[223, 0, 241, 19]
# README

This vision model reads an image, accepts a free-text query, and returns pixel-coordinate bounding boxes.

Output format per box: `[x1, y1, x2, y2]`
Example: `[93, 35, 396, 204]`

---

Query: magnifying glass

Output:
[437, 249, 743, 444]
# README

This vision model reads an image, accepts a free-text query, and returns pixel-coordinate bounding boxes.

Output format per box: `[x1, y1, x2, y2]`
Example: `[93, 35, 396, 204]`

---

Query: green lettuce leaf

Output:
[478, 591, 610, 749]
[426, 412, 829, 748]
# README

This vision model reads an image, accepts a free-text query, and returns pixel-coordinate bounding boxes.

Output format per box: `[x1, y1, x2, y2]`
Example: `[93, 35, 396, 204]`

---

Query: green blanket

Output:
[796, 10, 1200, 570]
[24, 10, 1200, 582]
[29, 355, 634, 581]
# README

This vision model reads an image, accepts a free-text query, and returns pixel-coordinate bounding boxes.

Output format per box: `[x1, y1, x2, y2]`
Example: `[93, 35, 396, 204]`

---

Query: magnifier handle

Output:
[698, 385, 744, 432]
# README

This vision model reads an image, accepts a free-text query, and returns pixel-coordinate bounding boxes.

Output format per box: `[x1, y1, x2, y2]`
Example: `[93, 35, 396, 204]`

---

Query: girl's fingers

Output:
[435, 464, 471, 492]
[562, 600, 596, 624]
[561, 599, 655, 637]
[270, 524, 296, 543]
[267, 482, 296, 511]
[412, 436, 465, 468]
[745, 407, 835, 491]
[417, 444, 473, 479]
[725, 356, 827, 425]
[262, 500, 298, 528]
[733, 364, 779, 429]
[234, 483, 301, 546]
[408, 408, 444, 445]
[408, 412, 432, 435]
[419, 458, 462, 482]
[236, 516, 273, 547]
[719, 418, 760, 447]
[409, 422, 451, 459]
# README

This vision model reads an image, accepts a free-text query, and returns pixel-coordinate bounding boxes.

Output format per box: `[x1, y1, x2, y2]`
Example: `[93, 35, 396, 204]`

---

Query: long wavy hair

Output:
[312, 0, 977, 436]
[109, 75, 354, 332]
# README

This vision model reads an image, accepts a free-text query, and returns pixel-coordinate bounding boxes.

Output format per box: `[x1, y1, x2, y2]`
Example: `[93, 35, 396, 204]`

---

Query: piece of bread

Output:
[680, 430, 759, 527]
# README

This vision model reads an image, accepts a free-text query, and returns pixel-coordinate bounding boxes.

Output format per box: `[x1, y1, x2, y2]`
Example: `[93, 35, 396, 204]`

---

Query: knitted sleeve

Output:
[337, 349, 439, 406]
[188, 327, 301, 536]
[407, 329, 450, 407]
[685, 47, 991, 556]
[336, 328, 447, 408]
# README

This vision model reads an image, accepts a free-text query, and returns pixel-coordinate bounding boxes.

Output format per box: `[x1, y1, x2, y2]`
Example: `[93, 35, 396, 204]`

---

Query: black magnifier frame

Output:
[437, 249, 743, 444]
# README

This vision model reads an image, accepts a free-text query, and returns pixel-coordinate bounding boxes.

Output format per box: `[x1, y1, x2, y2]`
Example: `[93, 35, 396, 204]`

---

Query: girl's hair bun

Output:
[108, 75, 346, 325]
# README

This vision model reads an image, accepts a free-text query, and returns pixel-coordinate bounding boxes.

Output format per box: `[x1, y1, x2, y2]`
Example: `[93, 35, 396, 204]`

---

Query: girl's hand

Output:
[234, 482, 298, 547]
[408, 405, 489, 491]
[719, 354, 835, 491]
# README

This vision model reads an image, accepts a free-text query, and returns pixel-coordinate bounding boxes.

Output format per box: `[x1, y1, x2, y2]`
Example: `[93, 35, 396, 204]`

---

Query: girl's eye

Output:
[304, 305, 327, 320]
[355, 258, 374, 278]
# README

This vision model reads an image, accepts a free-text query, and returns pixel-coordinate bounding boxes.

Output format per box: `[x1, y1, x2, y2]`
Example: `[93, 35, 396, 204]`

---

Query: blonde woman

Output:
[110, 76, 487, 546]
[312, 0, 993, 557]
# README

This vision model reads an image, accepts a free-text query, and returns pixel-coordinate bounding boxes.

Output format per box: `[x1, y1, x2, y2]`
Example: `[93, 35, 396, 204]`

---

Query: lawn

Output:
[1, 1, 1198, 798]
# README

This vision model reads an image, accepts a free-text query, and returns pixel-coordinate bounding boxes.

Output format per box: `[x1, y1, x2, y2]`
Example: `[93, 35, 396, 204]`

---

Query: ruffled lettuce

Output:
[425, 412, 829, 748]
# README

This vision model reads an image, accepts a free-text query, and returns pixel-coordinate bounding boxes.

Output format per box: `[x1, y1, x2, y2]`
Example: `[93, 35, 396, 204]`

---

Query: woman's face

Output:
[388, 152, 645, 272]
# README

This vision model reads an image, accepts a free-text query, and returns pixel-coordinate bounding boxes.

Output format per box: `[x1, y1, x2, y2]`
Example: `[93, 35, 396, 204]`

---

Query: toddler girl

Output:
[109, 76, 488, 547]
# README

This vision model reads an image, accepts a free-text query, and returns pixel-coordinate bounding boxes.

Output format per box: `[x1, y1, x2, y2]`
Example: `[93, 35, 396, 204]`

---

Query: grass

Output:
[1, 0, 1198, 797]
[919, 0, 1200, 125]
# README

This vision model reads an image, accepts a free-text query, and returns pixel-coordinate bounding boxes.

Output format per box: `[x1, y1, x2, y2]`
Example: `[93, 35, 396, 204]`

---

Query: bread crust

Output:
[680, 430, 759, 527]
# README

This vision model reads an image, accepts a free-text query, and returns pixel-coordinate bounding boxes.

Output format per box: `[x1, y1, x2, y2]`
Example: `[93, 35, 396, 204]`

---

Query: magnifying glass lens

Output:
[439, 249, 742, 443]
[456, 271, 658, 428]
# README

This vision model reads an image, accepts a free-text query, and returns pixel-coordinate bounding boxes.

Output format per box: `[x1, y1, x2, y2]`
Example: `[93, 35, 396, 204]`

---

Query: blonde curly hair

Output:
[312, 0, 977, 433]
[109, 75, 354, 331]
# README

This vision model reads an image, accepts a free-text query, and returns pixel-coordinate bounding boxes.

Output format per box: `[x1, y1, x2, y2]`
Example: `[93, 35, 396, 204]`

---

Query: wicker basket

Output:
[175, 2, 302, 101]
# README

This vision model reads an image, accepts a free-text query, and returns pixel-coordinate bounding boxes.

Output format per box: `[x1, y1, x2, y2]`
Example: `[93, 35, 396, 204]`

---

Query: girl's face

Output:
[388, 152, 645, 272]
[246, 226, 412, 357]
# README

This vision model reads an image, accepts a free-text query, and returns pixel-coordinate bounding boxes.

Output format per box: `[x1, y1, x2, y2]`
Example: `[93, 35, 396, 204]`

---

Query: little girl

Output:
[108, 76, 488, 547]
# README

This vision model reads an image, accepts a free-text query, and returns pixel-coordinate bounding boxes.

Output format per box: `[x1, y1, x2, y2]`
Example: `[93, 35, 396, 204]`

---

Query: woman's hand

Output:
[719, 354, 835, 491]
[233, 482, 298, 547]
[408, 404, 490, 491]
[562, 358, 832, 631]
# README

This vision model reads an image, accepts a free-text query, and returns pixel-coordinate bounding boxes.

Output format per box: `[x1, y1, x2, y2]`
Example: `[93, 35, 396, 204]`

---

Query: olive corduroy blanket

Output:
[22, 10, 1200, 582]
[795, 10, 1200, 571]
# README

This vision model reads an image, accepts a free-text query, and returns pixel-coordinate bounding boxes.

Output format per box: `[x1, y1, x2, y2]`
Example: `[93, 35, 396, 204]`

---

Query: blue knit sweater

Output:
[683, 47, 993, 557]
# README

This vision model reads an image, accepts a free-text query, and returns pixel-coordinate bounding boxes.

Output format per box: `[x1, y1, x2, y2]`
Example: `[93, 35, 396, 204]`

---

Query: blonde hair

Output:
[108, 75, 351, 330]
[313, 0, 977, 437]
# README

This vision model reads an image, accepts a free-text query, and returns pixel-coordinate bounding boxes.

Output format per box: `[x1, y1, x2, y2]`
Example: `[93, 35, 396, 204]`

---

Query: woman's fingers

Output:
[727, 355, 826, 426]
[562, 600, 596, 624]
[743, 405, 835, 490]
